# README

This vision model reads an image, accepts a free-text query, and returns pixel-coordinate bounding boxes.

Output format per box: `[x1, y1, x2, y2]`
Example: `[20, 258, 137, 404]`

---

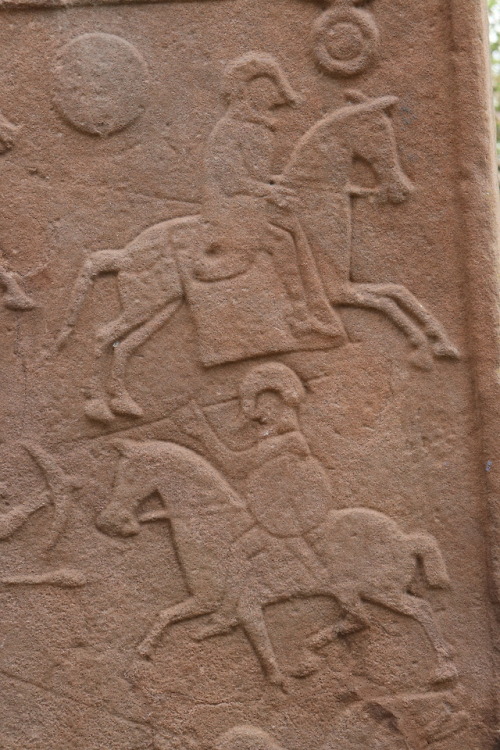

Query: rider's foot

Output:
[289, 313, 340, 339]
[84, 398, 116, 424]
[110, 393, 144, 418]
[191, 614, 237, 641]
[4, 290, 35, 311]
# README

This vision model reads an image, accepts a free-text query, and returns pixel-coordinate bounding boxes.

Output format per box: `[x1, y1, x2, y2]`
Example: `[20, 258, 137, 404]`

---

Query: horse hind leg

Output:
[340, 285, 434, 370]
[364, 284, 460, 360]
[0, 267, 35, 311]
[108, 299, 183, 418]
[363, 589, 458, 684]
[137, 595, 219, 659]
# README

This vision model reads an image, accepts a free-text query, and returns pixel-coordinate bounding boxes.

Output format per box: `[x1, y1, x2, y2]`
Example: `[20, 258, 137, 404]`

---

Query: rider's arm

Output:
[179, 402, 308, 478]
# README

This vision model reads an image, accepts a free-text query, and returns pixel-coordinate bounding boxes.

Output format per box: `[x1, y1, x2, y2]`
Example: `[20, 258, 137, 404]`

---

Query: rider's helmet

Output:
[222, 52, 300, 107]
[239, 363, 305, 421]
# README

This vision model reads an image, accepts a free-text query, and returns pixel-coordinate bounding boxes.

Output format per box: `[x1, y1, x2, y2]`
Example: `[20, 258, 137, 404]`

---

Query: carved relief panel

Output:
[0, 1, 498, 749]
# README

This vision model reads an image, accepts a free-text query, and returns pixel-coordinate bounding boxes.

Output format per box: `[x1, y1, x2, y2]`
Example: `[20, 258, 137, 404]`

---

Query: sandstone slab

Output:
[0, 1, 499, 749]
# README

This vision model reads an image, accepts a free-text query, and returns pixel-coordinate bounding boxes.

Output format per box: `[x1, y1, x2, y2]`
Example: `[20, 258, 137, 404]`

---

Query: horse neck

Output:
[112, 447, 161, 513]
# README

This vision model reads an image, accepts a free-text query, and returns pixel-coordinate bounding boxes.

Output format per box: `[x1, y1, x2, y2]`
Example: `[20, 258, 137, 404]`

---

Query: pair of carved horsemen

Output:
[56, 53, 458, 423]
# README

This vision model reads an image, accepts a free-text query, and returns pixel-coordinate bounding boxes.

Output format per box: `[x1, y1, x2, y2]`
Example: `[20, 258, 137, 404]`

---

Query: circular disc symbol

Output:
[54, 33, 148, 137]
[313, 8, 379, 77]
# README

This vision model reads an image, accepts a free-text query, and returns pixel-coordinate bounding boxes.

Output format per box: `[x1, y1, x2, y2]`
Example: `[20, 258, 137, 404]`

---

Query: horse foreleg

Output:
[358, 283, 459, 359]
[138, 595, 218, 659]
[237, 593, 287, 690]
[335, 285, 434, 370]
[363, 590, 458, 684]
[108, 299, 183, 418]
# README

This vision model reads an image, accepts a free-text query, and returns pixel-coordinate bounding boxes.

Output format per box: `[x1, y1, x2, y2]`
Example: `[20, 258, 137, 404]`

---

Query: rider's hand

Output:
[265, 182, 297, 209]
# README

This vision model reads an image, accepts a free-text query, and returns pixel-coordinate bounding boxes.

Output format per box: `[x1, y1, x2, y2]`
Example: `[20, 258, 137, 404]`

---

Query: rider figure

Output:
[200, 53, 335, 337]
[178, 362, 332, 636]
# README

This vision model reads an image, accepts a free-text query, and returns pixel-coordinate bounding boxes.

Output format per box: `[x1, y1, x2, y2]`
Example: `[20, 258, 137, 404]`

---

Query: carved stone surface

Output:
[0, 2, 498, 749]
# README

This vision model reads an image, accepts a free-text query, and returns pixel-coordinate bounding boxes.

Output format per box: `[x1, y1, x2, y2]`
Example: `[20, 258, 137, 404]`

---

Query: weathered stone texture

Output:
[0, 1, 498, 748]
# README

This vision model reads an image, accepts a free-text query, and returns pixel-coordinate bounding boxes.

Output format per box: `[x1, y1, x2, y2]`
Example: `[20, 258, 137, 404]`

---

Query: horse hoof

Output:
[432, 661, 458, 684]
[269, 673, 288, 693]
[137, 641, 154, 660]
[408, 346, 434, 371]
[84, 399, 116, 424]
[110, 395, 144, 418]
[432, 342, 460, 359]
[4, 292, 35, 311]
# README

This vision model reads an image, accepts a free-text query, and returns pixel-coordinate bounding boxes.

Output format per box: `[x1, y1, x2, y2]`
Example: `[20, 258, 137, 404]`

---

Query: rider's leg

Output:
[109, 300, 182, 417]
[284, 537, 329, 584]
[267, 220, 343, 337]
[267, 224, 327, 334]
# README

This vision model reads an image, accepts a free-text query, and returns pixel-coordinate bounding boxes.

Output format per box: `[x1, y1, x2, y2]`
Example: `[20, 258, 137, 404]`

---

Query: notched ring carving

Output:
[313, 6, 379, 77]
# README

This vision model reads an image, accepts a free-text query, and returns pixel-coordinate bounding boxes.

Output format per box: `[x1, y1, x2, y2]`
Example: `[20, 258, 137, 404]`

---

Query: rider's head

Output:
[239, 363, 305, 435]
[223, 53, 300, 114]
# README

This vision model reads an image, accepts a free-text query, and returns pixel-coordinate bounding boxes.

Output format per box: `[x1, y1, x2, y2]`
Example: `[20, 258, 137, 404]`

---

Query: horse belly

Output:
[119, 256, 182, 312]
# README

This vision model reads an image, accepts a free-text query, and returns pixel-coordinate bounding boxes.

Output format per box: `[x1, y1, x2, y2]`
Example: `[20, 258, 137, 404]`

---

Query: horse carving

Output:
[97, 439, 457, 690]
[96, 364, 457, 690]
[55, 63, 458, 424]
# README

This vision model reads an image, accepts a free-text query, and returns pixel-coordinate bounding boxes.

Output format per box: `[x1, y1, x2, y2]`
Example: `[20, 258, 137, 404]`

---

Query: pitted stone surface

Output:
[0, 2, 498, 749]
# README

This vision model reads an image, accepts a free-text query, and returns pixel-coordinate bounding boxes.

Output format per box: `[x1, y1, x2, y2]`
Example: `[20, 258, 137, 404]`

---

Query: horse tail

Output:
[55, 254, 107, 351]
[408, 533, 450, 589]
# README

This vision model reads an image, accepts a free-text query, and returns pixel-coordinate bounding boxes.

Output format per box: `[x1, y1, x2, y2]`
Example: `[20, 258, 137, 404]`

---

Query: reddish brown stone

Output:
[0, 2, 498, 748]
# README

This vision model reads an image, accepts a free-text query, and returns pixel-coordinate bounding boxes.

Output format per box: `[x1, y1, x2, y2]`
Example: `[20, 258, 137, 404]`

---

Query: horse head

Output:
[284, 90, 413, 205]
[343, 90, 414, 204]
[96, 439, 167, 538]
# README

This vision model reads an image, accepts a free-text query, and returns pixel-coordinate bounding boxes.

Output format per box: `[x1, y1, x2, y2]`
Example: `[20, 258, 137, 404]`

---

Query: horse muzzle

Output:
[96, 504, 141, 538]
